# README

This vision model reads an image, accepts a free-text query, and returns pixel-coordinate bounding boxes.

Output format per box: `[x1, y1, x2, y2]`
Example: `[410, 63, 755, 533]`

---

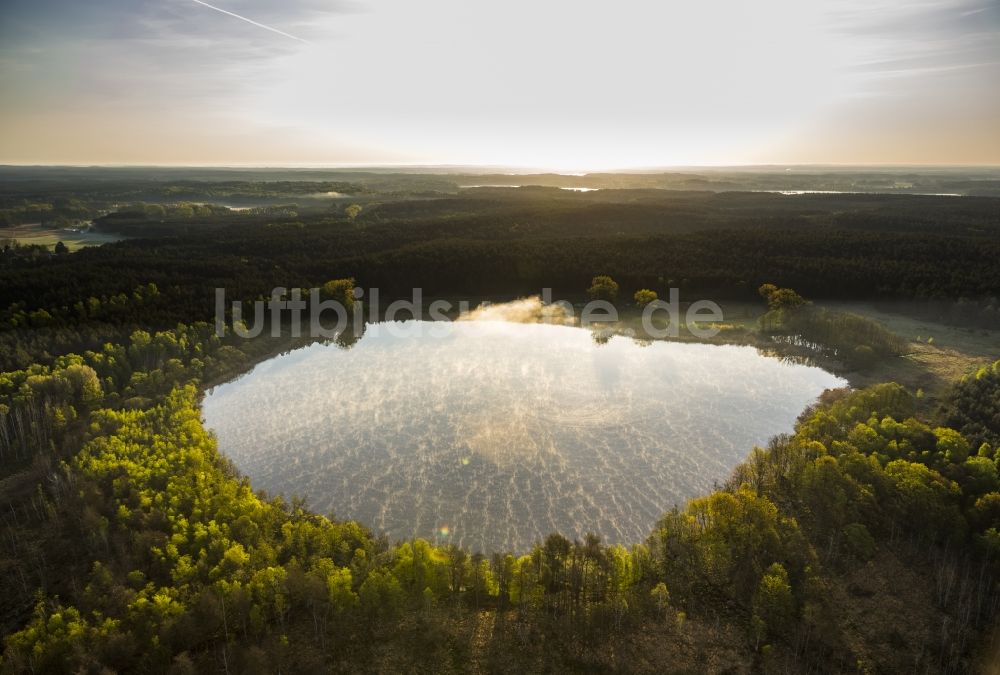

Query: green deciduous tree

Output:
[587, 276, 619, 303]
[320, 278, 356, 312]
[633, 289, 657, 308]
[344, 204, 362, 222]
[751, 562, 794, 647]
[935, 427, 971, 464]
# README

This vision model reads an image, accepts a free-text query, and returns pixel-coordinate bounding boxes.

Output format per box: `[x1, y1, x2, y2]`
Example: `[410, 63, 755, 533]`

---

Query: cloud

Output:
[1, 0, 997, 165]
[0, 0, 357, 40]
[830, 0, 1000, 80]
[0, 0, 359, 76]
[0, 0, 363, 114]
[187, 0, 310, 44]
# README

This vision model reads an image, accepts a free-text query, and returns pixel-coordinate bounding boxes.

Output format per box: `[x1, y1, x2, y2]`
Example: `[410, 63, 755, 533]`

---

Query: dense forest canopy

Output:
[2, 317, 999, 672]
[2, 175, 998, 375]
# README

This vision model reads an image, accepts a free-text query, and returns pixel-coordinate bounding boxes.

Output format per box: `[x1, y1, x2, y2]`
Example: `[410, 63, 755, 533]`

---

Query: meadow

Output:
[0, 223, 123, 251]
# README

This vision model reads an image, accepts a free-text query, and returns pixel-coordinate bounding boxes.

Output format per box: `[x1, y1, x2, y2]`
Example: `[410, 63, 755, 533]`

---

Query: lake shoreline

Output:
[203, 317, 845, 553]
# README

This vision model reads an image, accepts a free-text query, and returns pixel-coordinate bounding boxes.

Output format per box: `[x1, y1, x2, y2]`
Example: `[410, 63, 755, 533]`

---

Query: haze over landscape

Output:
[1, 0, 999, 167]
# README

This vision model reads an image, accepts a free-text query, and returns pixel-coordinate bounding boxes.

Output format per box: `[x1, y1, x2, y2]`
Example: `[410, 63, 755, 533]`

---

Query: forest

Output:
[2, 317, 999, 672]
[1, 169, 1000, 672]
[2, 178, 999, 378]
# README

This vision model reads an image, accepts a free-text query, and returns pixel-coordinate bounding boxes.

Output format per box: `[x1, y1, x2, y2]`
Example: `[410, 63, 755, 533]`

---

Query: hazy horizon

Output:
[3, 162, 1000, 172]
[2, 0, 998, 168]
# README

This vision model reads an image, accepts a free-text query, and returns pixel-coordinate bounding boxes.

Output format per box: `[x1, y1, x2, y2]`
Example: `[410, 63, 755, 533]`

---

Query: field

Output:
[816, 302, 1000, 397]
[0, 222, 123, 251]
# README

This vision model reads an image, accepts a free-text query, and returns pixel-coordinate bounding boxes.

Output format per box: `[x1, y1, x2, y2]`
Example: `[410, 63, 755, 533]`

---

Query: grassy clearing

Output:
[0, 223, 123, 251]
[820, 301, 1000, 400]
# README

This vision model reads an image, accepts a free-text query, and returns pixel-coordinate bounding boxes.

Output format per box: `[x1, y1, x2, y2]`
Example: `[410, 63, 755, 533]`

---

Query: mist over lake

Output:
[203, 321, 845, 553]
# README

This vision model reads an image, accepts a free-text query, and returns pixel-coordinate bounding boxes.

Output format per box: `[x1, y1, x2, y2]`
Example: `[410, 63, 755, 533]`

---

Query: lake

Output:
[203, 320, 845, 553]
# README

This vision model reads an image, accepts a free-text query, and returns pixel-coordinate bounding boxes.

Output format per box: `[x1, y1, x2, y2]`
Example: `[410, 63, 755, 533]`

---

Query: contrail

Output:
[189, 0, 310, 43]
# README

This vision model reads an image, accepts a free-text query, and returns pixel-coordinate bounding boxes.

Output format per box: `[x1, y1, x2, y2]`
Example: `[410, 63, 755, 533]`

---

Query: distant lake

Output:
[203, 321, 845, 553]
[456, 186, 963, 196]
[458, 185, 600, 192]
[758, 189, 962, 196]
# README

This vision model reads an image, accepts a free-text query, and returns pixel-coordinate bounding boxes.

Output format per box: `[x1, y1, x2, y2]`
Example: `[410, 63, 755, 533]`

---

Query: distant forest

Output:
[2, 183, 999, 375]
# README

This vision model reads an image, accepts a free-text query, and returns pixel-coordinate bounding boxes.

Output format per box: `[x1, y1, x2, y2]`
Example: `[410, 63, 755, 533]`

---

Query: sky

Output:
[0, 0, 998, 169]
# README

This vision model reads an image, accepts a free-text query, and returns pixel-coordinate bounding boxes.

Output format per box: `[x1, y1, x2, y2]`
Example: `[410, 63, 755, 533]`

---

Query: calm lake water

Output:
[203, 321, 845, 553]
